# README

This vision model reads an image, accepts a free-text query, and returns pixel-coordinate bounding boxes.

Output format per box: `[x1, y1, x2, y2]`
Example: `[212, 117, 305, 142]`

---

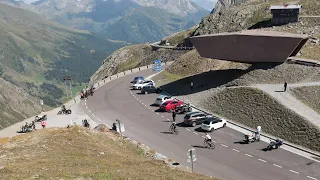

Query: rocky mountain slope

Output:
[0, 3, 126, 129]
[2, 0, 209, 43]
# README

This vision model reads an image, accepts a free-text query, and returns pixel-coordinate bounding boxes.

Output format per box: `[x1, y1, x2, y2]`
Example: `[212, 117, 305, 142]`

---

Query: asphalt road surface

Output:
[83, 69, 320, 180]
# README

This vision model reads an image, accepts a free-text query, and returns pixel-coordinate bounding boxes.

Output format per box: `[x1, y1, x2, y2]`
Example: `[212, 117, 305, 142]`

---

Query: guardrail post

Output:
[139, 67, 140, 71]
[124, 71, 126, 75]
[117, 74, 118, 78]
[131, 69, 133, 73]
[147, 65, 148, 68]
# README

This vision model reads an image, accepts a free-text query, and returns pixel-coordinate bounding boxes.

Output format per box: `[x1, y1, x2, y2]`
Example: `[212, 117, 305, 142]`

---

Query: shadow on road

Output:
[192, 145, 207, 149]
[176, 122, 188, 127]
[150, 104, 158, 107]
[162, 120, 171, 122]
[234, 140, 248, 145]
[274, 90, 284, 92]
[154, 109, 165, 112]
[160, 131, 173, 134]
[194, 127, 205, 132]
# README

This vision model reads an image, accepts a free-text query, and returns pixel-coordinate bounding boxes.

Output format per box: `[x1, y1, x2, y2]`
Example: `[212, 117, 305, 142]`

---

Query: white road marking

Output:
[92, 114, 96, 117]
[307, 176, 318, 180]
[273, 164, 282, 168]
[148, 107, 151, 110]
[232, 149, 239, 152]
[88, 110, 91, 113]
[193, 132, 199, 135]
[167, 118, 171, 121]
[85, 102, 86, 105]
[86, 106, 88, 109]
[245, 154, 252, 157]
[212, 140, 217, 143]
[258, 159, 267, 163]
[161, 115, 165, 118]
[289, 170, 299, 174]
[97, 118, 102, 121]
[221, 144, 228, 148]
[186, 128, 191, 131]
[156, 113, 159, 115]
[142, 103, 144, 105]
[138, 100, 141, 102]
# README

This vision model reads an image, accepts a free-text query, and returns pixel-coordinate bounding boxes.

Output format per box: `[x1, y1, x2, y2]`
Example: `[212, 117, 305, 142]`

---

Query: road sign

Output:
[187, 148, 196, 172]
[152, 59, 162, 72]
[187, 157, 197, 162]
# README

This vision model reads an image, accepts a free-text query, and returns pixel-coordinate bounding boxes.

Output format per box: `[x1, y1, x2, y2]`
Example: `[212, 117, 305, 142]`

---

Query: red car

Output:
[159, 100, 183, 112]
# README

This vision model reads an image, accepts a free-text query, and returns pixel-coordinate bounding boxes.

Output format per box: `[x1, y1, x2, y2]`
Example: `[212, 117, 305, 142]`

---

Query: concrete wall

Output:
[190, 31, 308, 63]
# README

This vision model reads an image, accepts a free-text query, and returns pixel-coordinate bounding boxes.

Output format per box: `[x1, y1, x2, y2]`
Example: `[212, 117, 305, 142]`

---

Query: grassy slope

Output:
[291, 86, 320, 114]
[201, 87, 320, 152]
[0, 127, 214, 180]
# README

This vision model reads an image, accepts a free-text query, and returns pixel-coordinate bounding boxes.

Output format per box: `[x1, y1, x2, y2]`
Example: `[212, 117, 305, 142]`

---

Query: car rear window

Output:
[203, 121, 210, 125]
[185, 114, 191, 119]
[156, 98, 162, 101]
[162, 102, 169, 105]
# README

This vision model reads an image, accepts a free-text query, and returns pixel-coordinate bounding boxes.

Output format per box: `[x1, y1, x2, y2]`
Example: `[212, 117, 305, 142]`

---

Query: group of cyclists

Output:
[169, 109, 213, 148]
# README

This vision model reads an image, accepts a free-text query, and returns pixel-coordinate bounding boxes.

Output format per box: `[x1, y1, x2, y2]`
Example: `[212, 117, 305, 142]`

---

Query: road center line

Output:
[156, 113, 159, 115]
[92, 114, 96, 117]
[193, 132, 199, 135]
[161, 115, 165, 118]
[186, 128, 191, 131]
[86, 106, 88, 109]
[289, 170, 299, 174]
[85, 102, 86, 105]
[258, 159, 267, 162]
[88, 110, 91, 113]
[221, 144, 228, 148]
[245, 154, 252, 157]
[212, 140, 217, 143]
[167, 118, 171, 121]
[307, 176, 318, 180]
[232, 149, 239, 152]
[273, 164, 282, 168]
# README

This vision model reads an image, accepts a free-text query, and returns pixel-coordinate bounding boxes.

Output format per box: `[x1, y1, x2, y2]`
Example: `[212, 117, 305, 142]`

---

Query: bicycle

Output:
[204, 139, 215, 149]
[169, 124, 179, 135]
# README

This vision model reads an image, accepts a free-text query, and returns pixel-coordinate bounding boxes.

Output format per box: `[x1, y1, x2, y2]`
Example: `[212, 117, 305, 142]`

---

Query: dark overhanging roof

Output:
[190, 30, 309, 63]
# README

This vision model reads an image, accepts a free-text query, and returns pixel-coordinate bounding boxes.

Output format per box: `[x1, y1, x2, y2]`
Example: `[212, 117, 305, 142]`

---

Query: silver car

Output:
[154, 95, 172, 106]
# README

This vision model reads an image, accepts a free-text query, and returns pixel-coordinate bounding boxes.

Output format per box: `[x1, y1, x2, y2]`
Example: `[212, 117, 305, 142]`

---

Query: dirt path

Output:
[250, 82, 320, 129]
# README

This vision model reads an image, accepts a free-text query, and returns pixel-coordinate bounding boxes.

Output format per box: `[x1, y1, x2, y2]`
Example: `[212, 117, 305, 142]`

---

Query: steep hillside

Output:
[90, 44, 190, 84]
[2, 0, 209, 44]
[0, 126, 214, 179]
[0, 3, 126, 129]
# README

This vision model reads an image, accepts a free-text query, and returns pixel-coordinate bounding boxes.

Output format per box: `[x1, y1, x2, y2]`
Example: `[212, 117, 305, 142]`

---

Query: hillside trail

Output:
[248, 81, 320, 129]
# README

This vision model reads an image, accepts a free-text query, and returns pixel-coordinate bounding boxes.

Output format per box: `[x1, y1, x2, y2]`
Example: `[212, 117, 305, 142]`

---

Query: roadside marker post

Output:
[187, 148, 196, 173]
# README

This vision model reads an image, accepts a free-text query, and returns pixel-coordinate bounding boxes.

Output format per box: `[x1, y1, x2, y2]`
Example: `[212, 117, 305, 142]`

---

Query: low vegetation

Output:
[291, 86, 320, 113]
[0, 127, 213, 180]
[201, 87, 320, 152]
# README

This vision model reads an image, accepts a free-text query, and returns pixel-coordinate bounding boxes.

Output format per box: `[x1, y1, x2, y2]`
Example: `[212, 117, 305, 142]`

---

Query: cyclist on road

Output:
[205, 133, 212, 143]
[172, 110, 176, 122]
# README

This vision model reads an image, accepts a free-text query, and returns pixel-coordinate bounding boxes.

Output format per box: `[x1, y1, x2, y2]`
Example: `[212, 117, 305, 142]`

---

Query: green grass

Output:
[152, 70, 183, 86]
[114, 58, 140, 74]
[32, 73, 47, 84]
[72, 83, 87, 96]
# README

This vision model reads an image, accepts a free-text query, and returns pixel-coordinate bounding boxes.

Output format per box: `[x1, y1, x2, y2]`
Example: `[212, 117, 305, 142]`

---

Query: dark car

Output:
[131, 76, 144, 83]
[183, 111, 212, 127]
[141, 85, 162, 94]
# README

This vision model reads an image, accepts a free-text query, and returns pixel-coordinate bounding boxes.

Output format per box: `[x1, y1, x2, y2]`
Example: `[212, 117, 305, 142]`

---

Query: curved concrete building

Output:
[190, 30, 309, 63]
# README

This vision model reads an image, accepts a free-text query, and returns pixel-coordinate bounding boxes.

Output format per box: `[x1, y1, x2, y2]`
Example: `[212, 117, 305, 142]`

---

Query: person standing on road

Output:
[284, 81, 288, 92]
[41, 120, 46, 128]
[190, 82, 194, 91]
[172, 110, 176, 122]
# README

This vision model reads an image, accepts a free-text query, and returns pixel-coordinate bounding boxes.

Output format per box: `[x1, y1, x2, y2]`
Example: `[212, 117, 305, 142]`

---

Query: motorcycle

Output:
[35, 115, 47, 122]
[82, 119, 90, 129]
[57, 108, 72, 115]
[266, 139, 283, 150]
[244, 132, 260, 143]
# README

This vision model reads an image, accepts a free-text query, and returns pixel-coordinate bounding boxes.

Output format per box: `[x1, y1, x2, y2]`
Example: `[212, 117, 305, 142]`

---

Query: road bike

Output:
[204, 139, 215, 149]
[169, 124, 179, 135]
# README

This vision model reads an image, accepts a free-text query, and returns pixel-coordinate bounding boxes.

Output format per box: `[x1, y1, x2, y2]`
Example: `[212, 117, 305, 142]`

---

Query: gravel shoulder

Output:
[0, 98, 96, 138]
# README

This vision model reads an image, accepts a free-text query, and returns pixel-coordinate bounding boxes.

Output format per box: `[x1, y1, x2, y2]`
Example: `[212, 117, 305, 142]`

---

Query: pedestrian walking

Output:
[190, 82, 194, 91]
[284, 81, 288, 92]
[172, 110, 176, 122]
[41, 120, 46, 128]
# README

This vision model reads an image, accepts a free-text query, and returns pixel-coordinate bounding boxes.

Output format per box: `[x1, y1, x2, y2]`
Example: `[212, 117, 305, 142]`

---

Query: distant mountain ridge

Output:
[0, 0, 209, 43]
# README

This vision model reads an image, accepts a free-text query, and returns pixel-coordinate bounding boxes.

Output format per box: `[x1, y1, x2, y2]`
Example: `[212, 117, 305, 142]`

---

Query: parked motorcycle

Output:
[266, 139, 283, 150]
[35, 115, 47, 122]
[82, 119, 90, 129]
[244, 132, 260, 143]
[57, 108, 72, 115]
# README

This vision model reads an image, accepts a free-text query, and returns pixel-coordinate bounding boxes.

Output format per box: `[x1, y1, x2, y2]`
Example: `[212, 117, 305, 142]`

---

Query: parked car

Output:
[141, 85, 162, 94]
[155, 95, 172, 106]
[183, 112, 212, 127]
[175, 103, 192, 114]
[200, 118, 227, 132]
[132, 80, 155, 90]
[159, 100, 183, 112]
[131, 76, 144, 83]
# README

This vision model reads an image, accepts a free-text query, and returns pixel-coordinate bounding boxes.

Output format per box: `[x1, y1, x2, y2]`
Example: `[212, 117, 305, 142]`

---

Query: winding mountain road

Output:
[82, 68, 320, 180]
